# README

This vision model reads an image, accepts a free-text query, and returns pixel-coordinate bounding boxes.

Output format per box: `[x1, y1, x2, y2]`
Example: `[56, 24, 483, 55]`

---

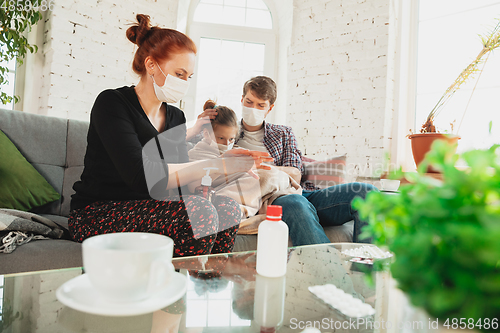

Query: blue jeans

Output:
[272, 182, 377, 246]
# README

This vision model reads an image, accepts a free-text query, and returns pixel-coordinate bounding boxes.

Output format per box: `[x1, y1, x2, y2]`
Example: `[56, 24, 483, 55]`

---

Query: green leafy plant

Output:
[0, 2, 43, 104]
[353, 140, 500, 329]
[420, 18, 500, 133]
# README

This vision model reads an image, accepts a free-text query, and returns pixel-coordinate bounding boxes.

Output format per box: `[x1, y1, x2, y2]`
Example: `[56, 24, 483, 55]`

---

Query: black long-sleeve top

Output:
[71, 86, 188, 211]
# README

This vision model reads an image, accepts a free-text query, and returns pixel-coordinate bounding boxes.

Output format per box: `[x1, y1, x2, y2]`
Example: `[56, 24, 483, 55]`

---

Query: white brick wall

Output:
[35, 0, 396, 175]
[287, 0, 394, 180]
[40, 0, 178, 120]
[273, 0, 294, 126]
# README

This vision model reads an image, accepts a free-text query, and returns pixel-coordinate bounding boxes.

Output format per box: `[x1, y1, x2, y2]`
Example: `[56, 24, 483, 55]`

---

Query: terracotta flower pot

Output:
[408, 133, 460, 172]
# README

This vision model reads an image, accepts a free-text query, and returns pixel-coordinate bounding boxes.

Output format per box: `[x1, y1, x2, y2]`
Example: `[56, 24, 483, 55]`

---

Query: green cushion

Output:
[0, 129, 60, 211]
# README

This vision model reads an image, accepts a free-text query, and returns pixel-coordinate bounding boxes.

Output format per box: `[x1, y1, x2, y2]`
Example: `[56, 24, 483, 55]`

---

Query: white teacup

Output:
[82, 232, 175, 302]
[380, 179, 401, 191]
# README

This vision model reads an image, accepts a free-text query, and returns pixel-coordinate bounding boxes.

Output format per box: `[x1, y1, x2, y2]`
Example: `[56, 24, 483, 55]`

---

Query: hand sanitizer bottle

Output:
[256, 205, 289, 277]
[195, 167, 218, 202]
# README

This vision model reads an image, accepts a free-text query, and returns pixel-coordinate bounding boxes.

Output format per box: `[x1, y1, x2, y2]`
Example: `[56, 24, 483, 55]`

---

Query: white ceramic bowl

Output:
[380, 179, 400, 191]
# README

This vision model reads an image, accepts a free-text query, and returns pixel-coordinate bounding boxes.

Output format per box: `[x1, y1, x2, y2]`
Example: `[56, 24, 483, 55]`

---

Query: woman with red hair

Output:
[69, 14, 270, 257]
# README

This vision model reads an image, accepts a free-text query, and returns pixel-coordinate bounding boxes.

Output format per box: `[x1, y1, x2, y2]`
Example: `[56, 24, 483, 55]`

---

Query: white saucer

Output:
[56, 272, 187, 316]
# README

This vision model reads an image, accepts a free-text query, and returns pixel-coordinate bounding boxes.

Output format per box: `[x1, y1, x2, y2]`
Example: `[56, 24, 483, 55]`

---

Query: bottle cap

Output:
[260, 327, 276, 333]
[266, 205, 282, 220]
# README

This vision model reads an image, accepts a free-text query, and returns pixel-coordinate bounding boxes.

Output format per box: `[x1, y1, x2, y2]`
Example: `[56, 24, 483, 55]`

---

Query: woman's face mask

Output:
[152, 63, 190, 103]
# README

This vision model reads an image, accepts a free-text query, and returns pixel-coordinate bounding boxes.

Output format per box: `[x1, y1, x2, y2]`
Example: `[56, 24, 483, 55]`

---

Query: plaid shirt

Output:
[236, 121, 318, 190]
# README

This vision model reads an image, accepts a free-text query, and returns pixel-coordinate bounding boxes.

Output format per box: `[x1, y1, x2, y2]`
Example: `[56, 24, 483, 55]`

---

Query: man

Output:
[236, 76, 376, 245]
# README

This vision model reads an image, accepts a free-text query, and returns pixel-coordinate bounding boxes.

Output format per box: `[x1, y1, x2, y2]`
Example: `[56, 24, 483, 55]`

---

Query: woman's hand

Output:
[185, 108, 218, 141]
[223, 149, 273, 169]
[195, 109, 218, 131]
[220, 149, 273, 179]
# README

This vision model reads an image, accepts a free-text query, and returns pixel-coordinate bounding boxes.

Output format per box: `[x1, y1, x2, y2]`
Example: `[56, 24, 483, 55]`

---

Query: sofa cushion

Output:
[0, 238, 83, 274]
[324, 222, 353, 243]
[0, 129, 61, 211]
[61, 166, 84, 217]
[40, 214, 70, 230]
[66, 118, 89, 167]
[0, 109, 69, 215]
[302, 155, 347, 189]
[29, 163, 65, 216]
[0, 109, 67, 166]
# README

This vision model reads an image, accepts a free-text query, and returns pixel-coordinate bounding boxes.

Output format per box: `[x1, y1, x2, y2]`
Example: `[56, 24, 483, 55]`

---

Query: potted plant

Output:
[409, 18, 500, 170]
[352, 140, 500, 331]
[0, 3, 43, 105]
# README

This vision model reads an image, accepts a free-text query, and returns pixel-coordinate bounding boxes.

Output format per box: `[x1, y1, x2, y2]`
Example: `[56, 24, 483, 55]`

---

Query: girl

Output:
[189, 100, 301, 222]
[188, 100, 239, 160]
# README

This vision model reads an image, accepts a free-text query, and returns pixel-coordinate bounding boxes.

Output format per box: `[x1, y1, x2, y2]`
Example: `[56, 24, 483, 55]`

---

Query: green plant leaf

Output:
[0, 6, 43, 103]
[353, 141, 500, 322]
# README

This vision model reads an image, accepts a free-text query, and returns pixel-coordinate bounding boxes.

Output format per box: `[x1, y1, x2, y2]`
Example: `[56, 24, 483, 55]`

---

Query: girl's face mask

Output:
[203, 128, 235, 154]
[217, 142, 234, 153]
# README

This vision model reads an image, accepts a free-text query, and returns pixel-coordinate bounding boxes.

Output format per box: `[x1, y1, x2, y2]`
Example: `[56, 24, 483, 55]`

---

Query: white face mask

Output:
[242, 105, 266, 127]
[203, 128, 235, 154]
[203, 135, 219, 150]
[152, 63, 190, 103]
[217, 142, 234, 153]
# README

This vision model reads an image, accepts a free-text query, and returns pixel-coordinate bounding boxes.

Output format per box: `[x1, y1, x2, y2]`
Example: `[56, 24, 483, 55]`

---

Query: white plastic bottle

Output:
[256, 205, 289, 277]
[253, 274, 286, 332]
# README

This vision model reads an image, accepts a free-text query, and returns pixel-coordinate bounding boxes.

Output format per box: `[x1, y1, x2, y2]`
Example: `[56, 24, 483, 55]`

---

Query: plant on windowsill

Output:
[409, 18, 500, 171]
[0, 3, 43, 105]
[352, 140, 500, 332]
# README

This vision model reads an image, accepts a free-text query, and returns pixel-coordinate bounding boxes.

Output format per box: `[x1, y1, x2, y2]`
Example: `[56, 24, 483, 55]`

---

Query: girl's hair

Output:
[203, 99, 238, 130]
[126, 14, 197, 76]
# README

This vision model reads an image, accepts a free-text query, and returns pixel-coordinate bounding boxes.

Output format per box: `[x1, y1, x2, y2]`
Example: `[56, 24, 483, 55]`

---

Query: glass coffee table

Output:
[0, 243, 409, 333]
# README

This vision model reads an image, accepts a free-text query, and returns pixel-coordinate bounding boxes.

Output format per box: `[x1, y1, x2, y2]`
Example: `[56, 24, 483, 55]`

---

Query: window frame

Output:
[390, 0, 420, 172]
[0, 275, 3, 322]
[183, 0, 277, 124]
[184, 279, 251, 328]
[0, 49, 17, 110]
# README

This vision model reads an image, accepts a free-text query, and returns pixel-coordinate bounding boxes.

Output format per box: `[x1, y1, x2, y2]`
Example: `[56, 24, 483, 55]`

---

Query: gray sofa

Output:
[0, 109, 352, 274]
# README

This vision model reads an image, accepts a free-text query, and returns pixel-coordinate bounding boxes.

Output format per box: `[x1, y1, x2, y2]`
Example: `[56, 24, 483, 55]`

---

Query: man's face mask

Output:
[241, 105, 267, 127]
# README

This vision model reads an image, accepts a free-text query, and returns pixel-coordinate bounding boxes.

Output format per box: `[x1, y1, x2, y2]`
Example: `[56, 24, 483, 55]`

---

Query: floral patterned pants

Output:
[68, 195, 241, 257]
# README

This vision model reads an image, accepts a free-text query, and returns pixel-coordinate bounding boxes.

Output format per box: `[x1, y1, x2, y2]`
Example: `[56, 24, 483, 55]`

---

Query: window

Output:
[415, 0, 500, 152]
[185, 276, 251, 328]
[193, 0, 272, 29]
[184, 0, 276, 122]
[0, 44, 17, 110]
[193, 38, 266, 119]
